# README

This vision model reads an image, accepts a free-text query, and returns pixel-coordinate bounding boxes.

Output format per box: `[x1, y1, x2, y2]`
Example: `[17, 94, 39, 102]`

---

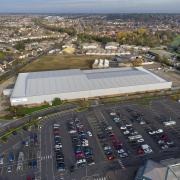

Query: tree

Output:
[132, 58, 144, 67]
[0, 51, 5, 59]
[52, 98, 63, 106]
[14, 42, 25, 51]
[9, 105, 25, 117]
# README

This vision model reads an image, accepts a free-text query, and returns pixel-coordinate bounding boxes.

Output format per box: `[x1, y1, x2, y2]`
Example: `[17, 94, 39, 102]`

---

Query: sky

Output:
[0, 0, 180, 13]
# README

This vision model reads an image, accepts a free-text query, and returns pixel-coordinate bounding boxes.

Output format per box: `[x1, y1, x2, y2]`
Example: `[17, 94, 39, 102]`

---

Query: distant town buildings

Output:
[105, 42, 119, 50]
[82, 43, 99, 50]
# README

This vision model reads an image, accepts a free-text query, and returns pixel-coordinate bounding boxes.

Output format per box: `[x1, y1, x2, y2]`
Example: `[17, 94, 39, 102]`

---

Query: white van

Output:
[163, 121, 176, 126]
[128, 135, 142, 141]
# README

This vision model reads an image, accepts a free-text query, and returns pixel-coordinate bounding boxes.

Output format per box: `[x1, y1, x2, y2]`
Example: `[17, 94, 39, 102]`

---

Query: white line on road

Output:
[117, 159, 125, 169]
[39, 124, 42, 180]
[50, 125, 55, 180]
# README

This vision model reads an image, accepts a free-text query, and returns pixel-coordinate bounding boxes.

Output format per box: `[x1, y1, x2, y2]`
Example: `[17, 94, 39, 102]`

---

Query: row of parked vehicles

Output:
[26, 133, 38, 169]
[67, 118, 95, 167]
[95, 116, 128, 160]
[110, 112, 153, 156]
[0, 151, 30, 173]
[22, 133, 38, 147]
[104, 126, 128, 159]
[0, 133, 38, 173]
[53, 123, 65, 172]
[146, 127, 175, 150]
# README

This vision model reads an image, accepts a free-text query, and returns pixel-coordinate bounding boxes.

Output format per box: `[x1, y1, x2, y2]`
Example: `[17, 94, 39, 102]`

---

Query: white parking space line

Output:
[39, 124, 42, 180]
[50, 125, 55, 180]
[0, 167, 3, 175]
[117, 159, 125, 169]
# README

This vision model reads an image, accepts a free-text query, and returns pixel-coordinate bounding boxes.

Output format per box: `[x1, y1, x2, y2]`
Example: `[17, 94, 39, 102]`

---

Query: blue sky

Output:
[0, 0, 180, 13]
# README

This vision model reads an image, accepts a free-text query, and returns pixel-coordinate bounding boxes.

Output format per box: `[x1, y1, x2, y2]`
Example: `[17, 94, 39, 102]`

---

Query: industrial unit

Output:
[10, 67, 172, 106]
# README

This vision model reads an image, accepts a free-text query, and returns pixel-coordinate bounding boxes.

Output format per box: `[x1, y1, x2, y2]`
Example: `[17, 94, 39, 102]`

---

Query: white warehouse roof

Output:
[10, 67, 172, 105]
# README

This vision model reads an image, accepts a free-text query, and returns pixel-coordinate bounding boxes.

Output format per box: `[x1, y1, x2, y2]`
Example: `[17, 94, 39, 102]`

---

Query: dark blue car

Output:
[8, 152, 14, 162]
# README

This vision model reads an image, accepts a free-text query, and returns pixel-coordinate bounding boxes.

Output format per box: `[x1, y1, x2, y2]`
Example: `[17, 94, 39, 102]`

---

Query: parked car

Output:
[0, 155, 3, 165]
[167, 141, 175, 147]
[57, 162, 65, 171]
[141, 144, 153, 154]
[140, 121, 146, 125]
[161, 144, 169, 150]
[53, 124, 60, 127]
[156, 129, 163, 134]
[128, 135, 142, 141]
[113, 117, 120, 123]
[105, 126, 113, 131]
[163, 121, 176, 126]
[86, 156, 95, 165]
[137, 148, 144, 155]
[7, 166, 12, 173]
[110, 112, 116, 116]
[120, 126, 127, 130]
[69, 129, 77, 134]
[119, 152, 128, 158]
[83, 147, 93, 157]
[55, 144, 62, 151]
[75, 152, 85, 158]
[26, 176, 32, 180]
[8, 152, 14, 162]
[33, 159, 37, 168]
[137, 138, 144, 143]
[76, 158, 86, 166]
[87, 131, 92, 137]
[123, 130, 130, 135]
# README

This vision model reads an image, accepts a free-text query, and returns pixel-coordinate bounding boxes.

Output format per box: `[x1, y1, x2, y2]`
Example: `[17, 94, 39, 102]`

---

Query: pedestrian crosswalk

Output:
[93, 177, 107, 180]
[117, 159, 125, 169]
[82, 176, 108, 180]
[40, 155, 52, 160]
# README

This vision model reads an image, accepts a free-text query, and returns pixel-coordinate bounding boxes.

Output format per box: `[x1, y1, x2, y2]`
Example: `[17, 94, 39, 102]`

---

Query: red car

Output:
[161, 134, 168, 142]
[107, 154, 115, 160]
[111, 136, 118, 142]
[109, 133, 116, 138]
[54, 132, 60, 136]
[75, 152, 85, 158]
[113, 143, 122, 150]
[137, 148, 144, 155]
[26, 176, 32, 180]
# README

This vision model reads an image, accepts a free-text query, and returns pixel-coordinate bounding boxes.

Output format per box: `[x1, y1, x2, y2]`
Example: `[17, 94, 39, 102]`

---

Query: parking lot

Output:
[0, 125, 40, 180]
[0, 98, 180, 180]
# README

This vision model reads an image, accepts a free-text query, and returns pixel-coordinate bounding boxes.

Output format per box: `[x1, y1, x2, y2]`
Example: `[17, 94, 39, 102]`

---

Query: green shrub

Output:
[52, 98, 63, 106]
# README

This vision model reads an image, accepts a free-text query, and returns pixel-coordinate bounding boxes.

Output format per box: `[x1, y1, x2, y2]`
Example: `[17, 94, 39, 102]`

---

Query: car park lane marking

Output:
[0, 167, 3, 175]
[160, 100, 180, 117]
[94, 178, 107, 180]
[86, 115, 106, 160]
[117, 159, 125, 169]
[39, 122, 42, 180]
[49, 124, 55, 180]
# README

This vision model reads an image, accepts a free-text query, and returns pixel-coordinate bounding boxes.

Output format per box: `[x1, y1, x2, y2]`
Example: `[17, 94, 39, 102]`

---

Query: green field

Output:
[20, 55, 110, 72]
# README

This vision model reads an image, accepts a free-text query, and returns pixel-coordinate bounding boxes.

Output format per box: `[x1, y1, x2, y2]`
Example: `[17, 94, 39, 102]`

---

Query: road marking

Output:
[0, 167, 3, 175]
[39, 124, 42, 180]
[50, 125, 55, 180]
[117, 159, 125, 169]
[93, 177, 106, 180]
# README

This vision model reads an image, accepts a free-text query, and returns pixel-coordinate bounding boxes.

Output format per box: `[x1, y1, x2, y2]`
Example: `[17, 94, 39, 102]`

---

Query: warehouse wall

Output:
[10, 82, 172, 106]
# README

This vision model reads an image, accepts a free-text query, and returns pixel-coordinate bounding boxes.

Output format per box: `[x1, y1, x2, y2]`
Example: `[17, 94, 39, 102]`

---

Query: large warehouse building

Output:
[10, 67, 172, 106]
